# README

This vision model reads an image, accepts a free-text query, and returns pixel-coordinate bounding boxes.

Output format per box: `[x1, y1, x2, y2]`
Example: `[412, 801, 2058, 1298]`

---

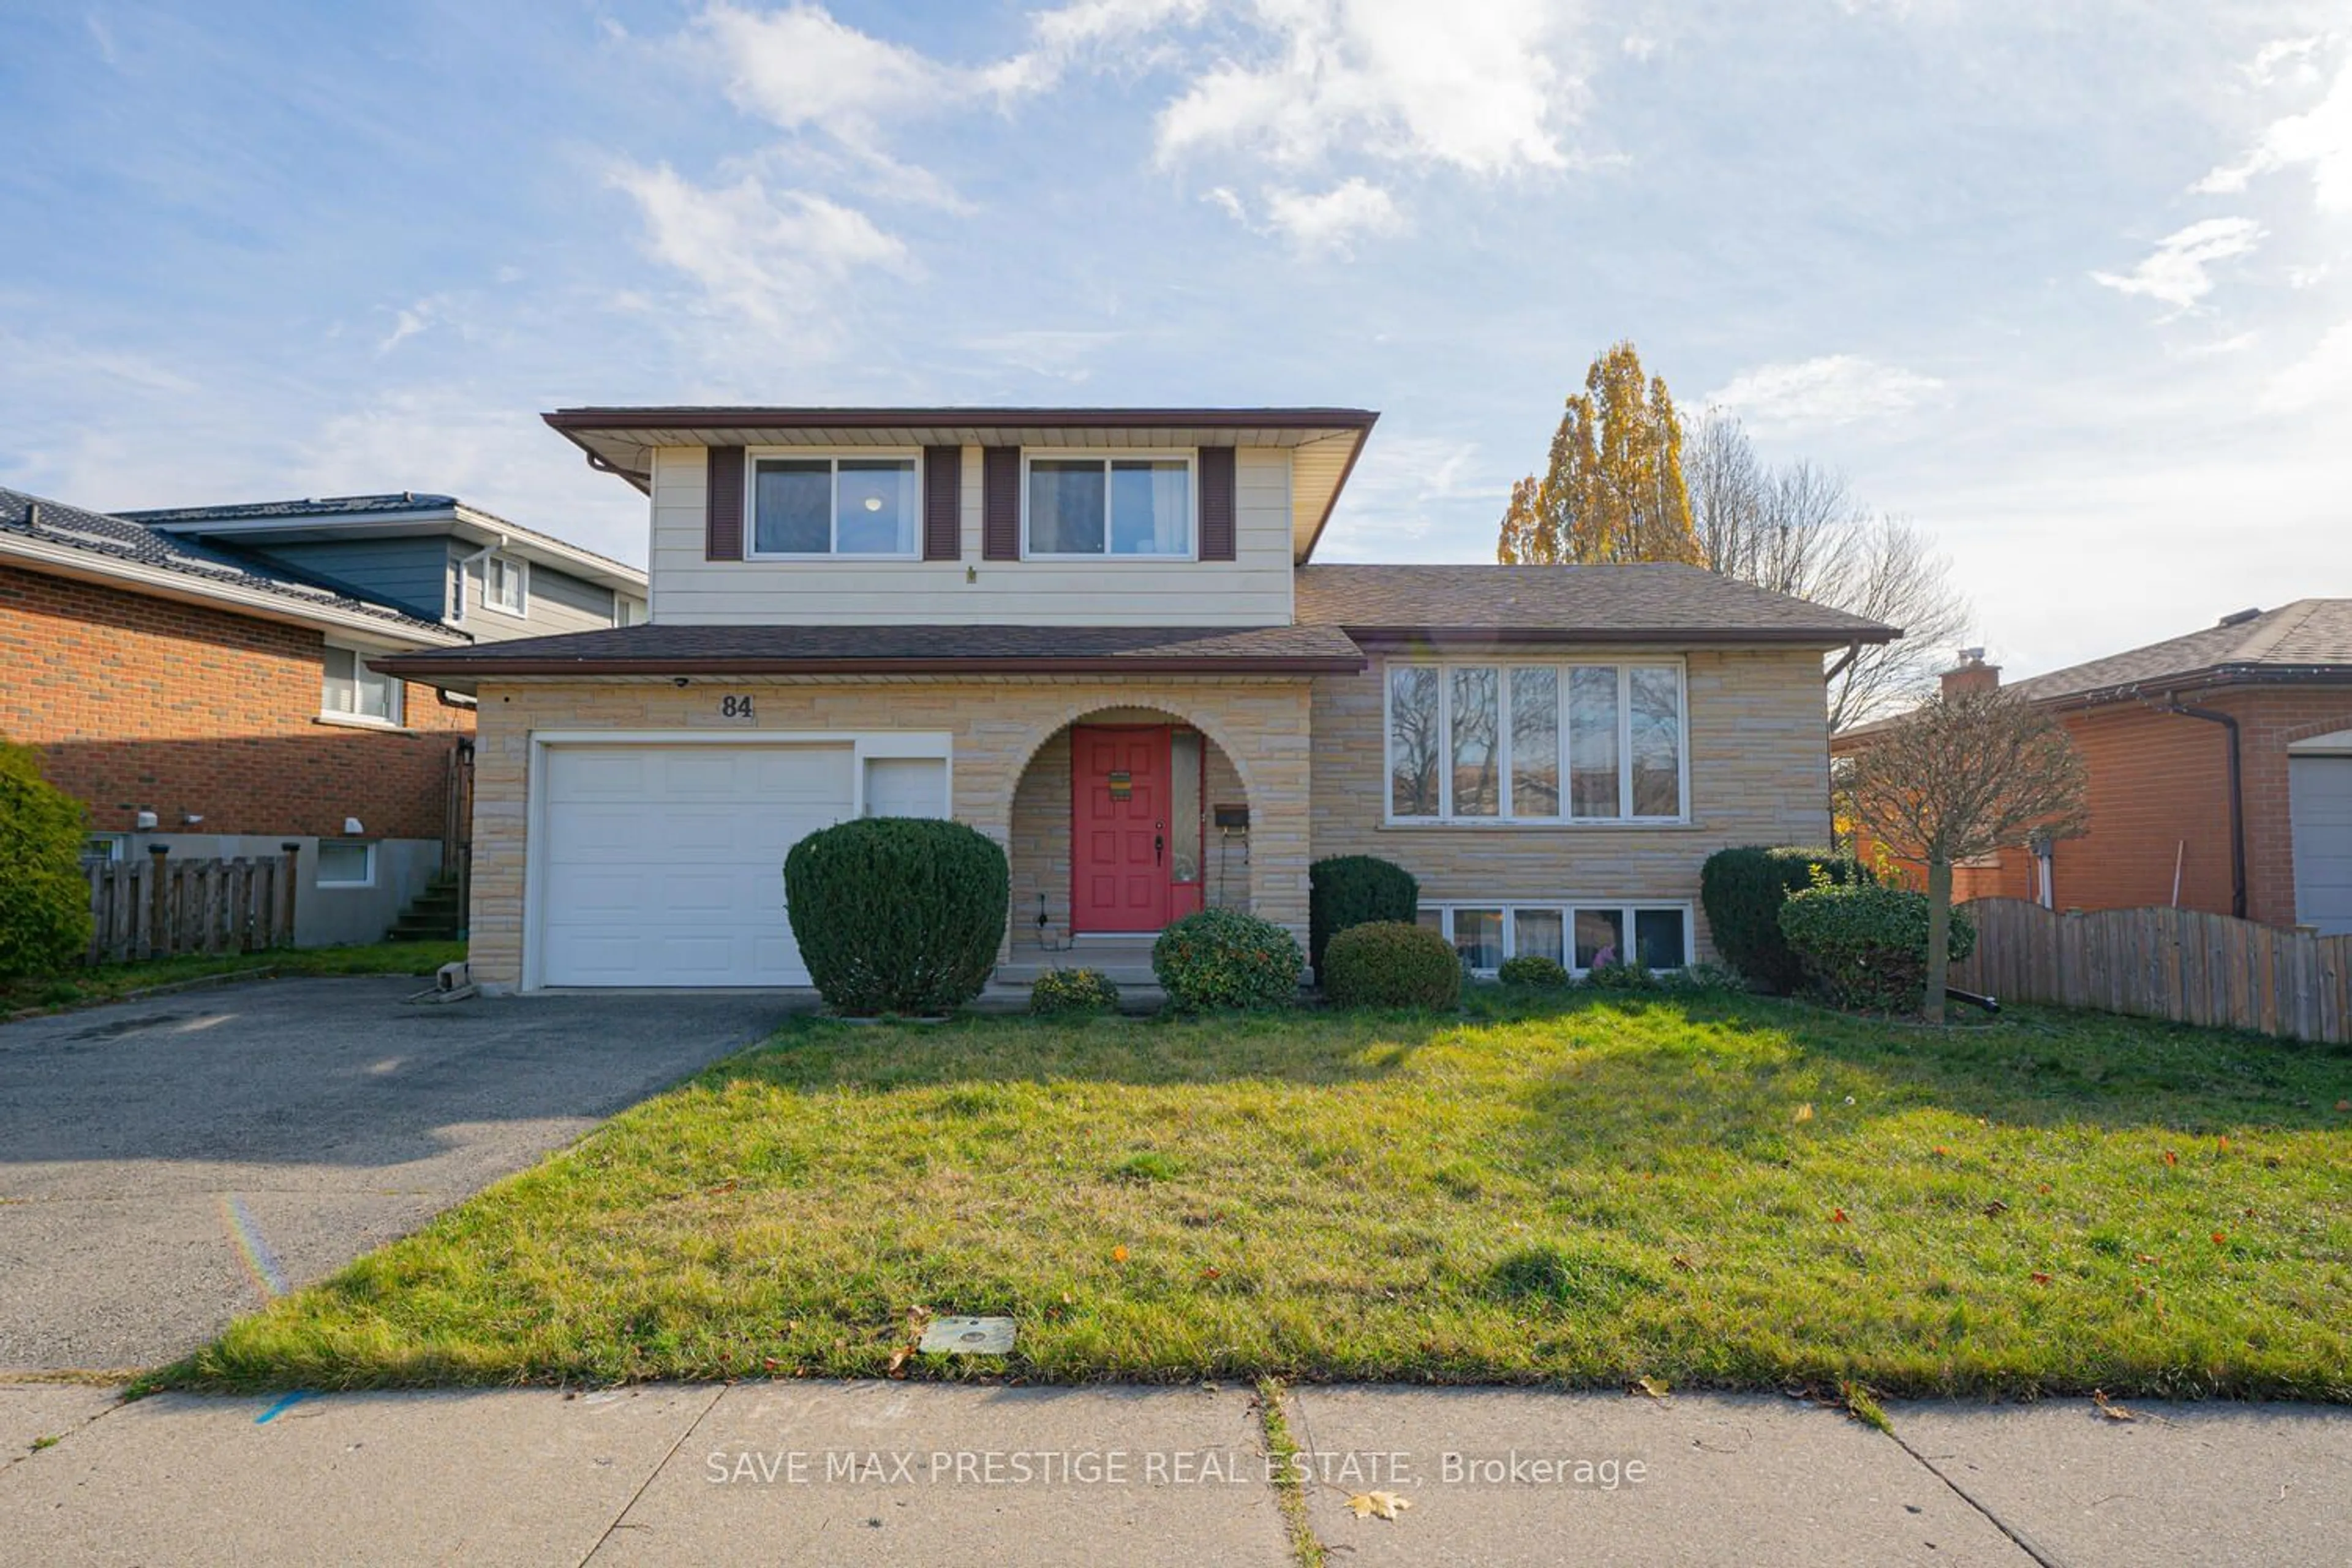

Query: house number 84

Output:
[720, 695, 755, 720]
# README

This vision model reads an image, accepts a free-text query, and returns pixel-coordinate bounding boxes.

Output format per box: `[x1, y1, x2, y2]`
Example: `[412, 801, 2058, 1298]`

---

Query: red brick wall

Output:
[0, 565, 471, 841]
[1838, 684, 2352, 928]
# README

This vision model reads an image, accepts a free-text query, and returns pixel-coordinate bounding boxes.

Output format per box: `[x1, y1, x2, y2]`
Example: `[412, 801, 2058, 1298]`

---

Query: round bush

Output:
[1150, 908, 1302, 1011]
[1497, 954, 1570, 989]
[1581, 959, 1660, 992]
[1777, 883, 1978, 1014]
[1699, 846, 1872, 994]
[1323, 921, 1461, 1009]
[0, 738, 92, 981]
[1030, 967, 1120, 1016]
[1308, 854, 1419, 977]
[783, 817, 1008, 1016]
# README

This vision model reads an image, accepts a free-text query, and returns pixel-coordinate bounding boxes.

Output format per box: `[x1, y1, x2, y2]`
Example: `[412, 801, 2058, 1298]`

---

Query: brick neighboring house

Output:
[0, 488, 646, 946]
[375, 405, 1898, 994]
[1833, 601, 2352, 935]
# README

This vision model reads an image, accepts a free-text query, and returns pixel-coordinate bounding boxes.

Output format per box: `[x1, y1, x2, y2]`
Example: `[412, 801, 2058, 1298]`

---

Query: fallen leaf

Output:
[2093, 1390, 2136, 1422]
[2030, 1271, 2053, 1285]
[1982, 1199, 2010, 1218]
[885, 1346, 912, 1376]
[2163, 1150, 2178, 1166]
[2136, 1253, 2158, 1265]
[2037, 1183, 2053, 1196]
[1795, 1103, 1815, 1123]
[1933, 1146, 1950, 1158]
[1831, 1207, 1850, 1224]
[2212, 1231, 2228, 1245]
[1200, 1267, 1222, 1281]
[2335, 1100, 2349, 1113]
[2216, 1136, 2230, 1154]
[1346, 1491, 1413, 1520]
[1634, 1376, 1672, 1400]
[1670, 1254, 1694, 1272]
[1111, 1245, 1130, 1264]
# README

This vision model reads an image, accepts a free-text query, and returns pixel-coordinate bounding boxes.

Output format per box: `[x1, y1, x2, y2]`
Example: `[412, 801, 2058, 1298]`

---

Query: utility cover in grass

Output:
[919, 1316, 1017, 1355]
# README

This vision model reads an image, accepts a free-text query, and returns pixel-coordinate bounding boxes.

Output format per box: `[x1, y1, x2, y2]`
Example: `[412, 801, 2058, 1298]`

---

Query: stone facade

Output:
[1309, 647, 1836, 962]
[466, 676, 1315, 989]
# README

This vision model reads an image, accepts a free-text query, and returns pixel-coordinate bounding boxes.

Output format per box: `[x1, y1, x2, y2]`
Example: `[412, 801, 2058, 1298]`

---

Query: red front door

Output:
[1071, 726, 1171, 933]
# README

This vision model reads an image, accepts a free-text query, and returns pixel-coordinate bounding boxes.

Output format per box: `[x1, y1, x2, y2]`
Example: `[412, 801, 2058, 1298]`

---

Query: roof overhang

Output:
[143, 503, 647, 597]
[542, 406, 1379, 564]
[1338, 624, 1899, 649]
[0, 530, 466, 647]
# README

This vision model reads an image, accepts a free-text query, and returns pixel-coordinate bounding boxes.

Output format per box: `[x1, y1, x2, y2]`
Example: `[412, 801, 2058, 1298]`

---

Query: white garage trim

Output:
[522, 730, 952, 992]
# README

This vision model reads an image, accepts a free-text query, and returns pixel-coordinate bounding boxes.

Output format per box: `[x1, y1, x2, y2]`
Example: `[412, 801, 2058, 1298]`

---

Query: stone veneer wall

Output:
[1306, 646, 1836, 963]
[467, 677, 1314, 989]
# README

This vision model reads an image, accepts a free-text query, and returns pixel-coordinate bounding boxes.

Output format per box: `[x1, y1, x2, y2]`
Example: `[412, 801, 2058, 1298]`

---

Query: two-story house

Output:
[377, 407, 1896, 993]
[1, 487, 645, 946]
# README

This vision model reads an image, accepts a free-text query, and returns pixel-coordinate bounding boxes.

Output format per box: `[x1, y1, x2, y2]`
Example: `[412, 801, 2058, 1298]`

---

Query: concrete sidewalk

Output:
[2, 1381, 2345, 1566]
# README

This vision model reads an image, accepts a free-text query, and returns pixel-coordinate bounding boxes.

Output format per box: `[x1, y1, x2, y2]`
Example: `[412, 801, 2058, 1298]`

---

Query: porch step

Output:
[387, 874, 465, 943]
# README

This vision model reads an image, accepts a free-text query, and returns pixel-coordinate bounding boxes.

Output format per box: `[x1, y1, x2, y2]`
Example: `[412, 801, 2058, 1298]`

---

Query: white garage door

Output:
[538, 743, 854, 987]
[2290, 754, 2352, 936]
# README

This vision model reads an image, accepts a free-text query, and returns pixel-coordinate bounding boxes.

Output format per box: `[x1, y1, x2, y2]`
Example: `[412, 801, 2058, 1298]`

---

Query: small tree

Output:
[1498, 341, 1700, 565]
[0, 737, 93, 980]
[1841, 689, 2087, 1022]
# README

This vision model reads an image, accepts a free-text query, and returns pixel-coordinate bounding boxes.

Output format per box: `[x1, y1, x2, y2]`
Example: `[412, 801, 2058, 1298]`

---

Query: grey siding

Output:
[248, 538, 453, 620]
[462, 554, 617, 638]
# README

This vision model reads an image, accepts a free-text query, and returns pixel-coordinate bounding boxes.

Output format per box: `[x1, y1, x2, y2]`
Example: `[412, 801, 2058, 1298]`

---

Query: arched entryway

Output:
[1003, 705, 1253, 965]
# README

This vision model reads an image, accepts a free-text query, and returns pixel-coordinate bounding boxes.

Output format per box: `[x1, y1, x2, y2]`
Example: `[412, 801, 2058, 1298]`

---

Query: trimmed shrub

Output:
[1656, 961, 1750, 997]
[1777, 883, 1978, 1014]
[783, 817, 1008, 1015]
[0, 739, 92, 981]
[1497, 954, 1571, 989]
[1323, 921, 1461, 1009]
[1308, 854, 1419, 976]
[1581, 959, 1660, 992]
[1699, 845, 1873, 993]
[1151, 907, 1302, 1012]
[1031, 967, 1120, 1016]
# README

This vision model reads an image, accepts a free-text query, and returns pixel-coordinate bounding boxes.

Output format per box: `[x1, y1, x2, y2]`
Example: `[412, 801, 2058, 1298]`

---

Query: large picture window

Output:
[1385, 659, 1685, 823]
[748, 453, 919, 558]
[1023, 454, 1194, 557]
[1427, 902, 1691, 976]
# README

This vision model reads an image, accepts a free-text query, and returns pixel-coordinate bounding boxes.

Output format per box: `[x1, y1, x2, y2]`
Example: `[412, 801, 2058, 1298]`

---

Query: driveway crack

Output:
[1884, 1425, 2064, 1568]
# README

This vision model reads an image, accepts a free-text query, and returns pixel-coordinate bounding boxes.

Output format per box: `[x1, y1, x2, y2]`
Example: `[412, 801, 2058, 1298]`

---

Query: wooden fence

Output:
[85, 851, 294, 965]
[1953, 897, 2352, 1045]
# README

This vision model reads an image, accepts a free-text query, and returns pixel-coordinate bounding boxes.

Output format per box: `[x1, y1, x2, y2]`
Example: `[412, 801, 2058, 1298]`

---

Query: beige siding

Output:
[462, 556, 615, 638]
[468, 677, 1314, 990]
[1308, 648, 1834, 962]
[645, 445, 1294, 626]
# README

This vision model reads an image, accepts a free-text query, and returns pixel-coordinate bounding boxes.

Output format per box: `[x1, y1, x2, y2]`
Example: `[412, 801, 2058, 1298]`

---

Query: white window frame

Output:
[484, 552, 529, 618]
[82, 833, 126, 863]
[1019, 448, 1200, 562]
[742, 447, 924, 561]
[1423, 900, 1694, 977]
[314, 840, 377, 889]
[320, 643, 405, 728]
[611, 595, 646, 628]
[1382, 656, 1689, 826]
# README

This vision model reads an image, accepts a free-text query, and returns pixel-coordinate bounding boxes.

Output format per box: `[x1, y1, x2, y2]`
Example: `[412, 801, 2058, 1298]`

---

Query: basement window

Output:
[315, 840, 375, 888]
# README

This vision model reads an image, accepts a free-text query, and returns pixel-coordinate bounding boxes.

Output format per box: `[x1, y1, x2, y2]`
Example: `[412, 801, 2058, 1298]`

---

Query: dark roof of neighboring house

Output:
[374, 622, 1368, 682]
[2002, 600, 2352, 705]
[121, 492, 646, 588]
[121, 492, 462, 524]
[0, 487, 451, 637]
[1294, 563, 1900, 646]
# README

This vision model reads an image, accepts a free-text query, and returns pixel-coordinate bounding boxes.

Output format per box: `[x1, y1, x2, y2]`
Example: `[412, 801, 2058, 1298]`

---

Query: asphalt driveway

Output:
[0, 978, 792, 1373]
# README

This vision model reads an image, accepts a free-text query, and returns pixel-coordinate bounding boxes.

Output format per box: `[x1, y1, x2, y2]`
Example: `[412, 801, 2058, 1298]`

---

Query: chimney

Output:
[1942, 647, 2000, 697]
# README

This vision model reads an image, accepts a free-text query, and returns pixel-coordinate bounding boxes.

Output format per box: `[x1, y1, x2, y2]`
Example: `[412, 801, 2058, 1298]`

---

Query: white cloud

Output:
[958, 328, 1127, 383]
[2194, 50, 2352, 211]
[1262, 177, 1405, 255]
[697, 2, 955, 145]
[1154, 0, 1586, 175]
[2261, 317, 2352, 412]
[2242, 35, 2326, 88]
[1702, 355, 1947, 435]
[378, 296, 445, 354]
[2089, 217, 2266, 312]
[608, 161, 913, 326]
[985, 0, 1211, 97]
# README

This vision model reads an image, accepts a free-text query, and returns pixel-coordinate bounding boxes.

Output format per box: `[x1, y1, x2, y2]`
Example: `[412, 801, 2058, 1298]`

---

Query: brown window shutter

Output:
[982, 445, 1020, 561]
[706, 446, 745, 561]
[922, 445, 962, 561]
[1198, 446, 1236, 561]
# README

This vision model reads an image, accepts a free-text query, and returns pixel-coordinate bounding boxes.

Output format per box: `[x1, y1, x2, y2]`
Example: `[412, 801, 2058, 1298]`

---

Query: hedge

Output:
[1777, 882, 1978, 1014]
[1151, 908, 1302, 1011]
[1308, 854, 1418, 976]
[0, 738, 92, 981]
[1322, 921, 1461, 1009]
[1497, 954, 1570, 989]
[783, 817, 1008, 1015]
[1698, 845, 1872, 993]
[1031, 967, 1120, 1016]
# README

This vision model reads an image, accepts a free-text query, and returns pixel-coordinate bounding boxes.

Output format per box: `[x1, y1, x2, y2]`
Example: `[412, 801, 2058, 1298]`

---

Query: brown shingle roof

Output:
[2003, 600, 2352, 704]
[1295, 564, 1898, 646]
[374, 622, 1366, 680]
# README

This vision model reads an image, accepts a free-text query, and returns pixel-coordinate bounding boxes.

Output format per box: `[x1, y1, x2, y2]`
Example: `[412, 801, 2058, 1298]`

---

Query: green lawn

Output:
[165, 992, 2352, 1399]
[2, 940, 467, 1016]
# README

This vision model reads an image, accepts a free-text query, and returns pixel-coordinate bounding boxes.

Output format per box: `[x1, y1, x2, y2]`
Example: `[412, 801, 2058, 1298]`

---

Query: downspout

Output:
[2157, 698, 2247, 919]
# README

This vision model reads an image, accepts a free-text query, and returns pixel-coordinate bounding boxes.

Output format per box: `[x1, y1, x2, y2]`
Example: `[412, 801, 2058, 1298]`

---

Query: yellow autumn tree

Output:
[1498, 342, 1700, 565]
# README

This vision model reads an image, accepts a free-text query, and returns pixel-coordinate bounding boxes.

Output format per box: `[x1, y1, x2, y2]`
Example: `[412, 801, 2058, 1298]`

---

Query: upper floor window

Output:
[322, 644, 404, 726]
[749, 452, 919, 558]
[1023, 453, 1194, 558]
[485, 552, 529, 616]
[1387, 658, 1684, 823]
[612, 595, 646, 628]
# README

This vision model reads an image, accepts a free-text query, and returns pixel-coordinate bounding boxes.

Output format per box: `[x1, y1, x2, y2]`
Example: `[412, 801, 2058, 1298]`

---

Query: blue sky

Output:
[2, 1, 2345, 679]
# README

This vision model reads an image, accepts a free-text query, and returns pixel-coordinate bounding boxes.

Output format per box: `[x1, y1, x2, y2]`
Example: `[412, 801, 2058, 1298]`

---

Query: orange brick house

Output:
[1, 488, 643, 945]
[1833, 602, 2352, 935]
